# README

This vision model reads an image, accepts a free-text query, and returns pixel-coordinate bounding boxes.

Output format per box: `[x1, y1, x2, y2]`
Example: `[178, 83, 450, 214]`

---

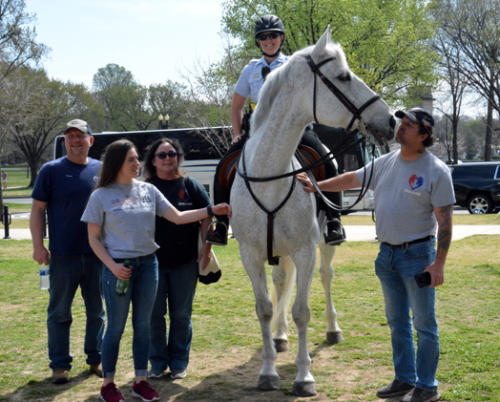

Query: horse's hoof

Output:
[293, 381, 317, 397]
[326, 331, 344, 345]
[274, 339, 289, 352]
[257, 375, 280, 391]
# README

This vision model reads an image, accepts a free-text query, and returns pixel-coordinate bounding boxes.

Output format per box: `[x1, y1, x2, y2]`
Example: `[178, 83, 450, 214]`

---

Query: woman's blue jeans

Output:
[149, 259, 198, 372]
[375, 238, 439, 392]
[101, 253, 158, 378]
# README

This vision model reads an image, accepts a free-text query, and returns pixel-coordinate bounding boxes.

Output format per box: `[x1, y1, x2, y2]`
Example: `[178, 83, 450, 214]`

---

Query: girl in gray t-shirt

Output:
[81, 140, 230, 402]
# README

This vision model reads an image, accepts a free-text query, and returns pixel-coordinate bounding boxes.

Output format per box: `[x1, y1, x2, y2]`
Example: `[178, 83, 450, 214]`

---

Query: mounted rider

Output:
[206, 15, 349, 247]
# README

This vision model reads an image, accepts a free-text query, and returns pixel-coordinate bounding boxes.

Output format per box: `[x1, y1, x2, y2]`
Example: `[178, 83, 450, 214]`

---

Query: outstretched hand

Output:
[212, 203, 231, 218]
[297, 173, 316, 193]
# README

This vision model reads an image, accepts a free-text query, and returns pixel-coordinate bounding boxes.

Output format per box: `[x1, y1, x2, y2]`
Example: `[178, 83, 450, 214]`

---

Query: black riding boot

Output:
[321, 197, 346, 245]
[206, 135, 248, 246]
[301, 128, 346, 245]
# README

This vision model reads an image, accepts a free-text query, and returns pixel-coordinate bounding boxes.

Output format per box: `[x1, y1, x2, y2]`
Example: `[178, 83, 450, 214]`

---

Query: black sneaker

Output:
[324, 218, 346, 246]
[400, 387, 440, 402]
[376, 379, 415, 399]
[205, 222, 228, 246]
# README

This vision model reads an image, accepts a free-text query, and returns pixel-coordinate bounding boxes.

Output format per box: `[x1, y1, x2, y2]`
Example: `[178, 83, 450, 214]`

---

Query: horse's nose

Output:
[390, 116, 396, 130]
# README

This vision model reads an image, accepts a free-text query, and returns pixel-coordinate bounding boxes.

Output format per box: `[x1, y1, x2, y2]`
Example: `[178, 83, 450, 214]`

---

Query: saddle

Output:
[219, 145, 325, 194]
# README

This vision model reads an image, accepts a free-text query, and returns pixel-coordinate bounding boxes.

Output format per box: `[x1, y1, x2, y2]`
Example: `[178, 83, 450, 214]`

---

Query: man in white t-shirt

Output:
[298, 108, 454, 402]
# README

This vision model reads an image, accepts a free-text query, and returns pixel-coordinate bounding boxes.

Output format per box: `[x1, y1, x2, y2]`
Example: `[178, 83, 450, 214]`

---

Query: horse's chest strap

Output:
[241, 161, 297, 266]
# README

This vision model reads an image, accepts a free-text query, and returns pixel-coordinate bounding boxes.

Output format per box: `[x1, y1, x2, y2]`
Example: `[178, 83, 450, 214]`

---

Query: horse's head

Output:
[295, 28, 396, 145]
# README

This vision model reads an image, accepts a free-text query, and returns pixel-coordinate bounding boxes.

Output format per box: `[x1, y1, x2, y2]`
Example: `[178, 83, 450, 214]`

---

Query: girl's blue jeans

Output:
[101, 253, 158, 378]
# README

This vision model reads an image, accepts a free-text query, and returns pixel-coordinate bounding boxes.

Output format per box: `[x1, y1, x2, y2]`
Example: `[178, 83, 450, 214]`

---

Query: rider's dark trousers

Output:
[212, 130, 341, 226]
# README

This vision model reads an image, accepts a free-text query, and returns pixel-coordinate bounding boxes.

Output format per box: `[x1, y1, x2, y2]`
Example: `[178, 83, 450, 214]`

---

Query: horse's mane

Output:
[251, 42, 346, 131]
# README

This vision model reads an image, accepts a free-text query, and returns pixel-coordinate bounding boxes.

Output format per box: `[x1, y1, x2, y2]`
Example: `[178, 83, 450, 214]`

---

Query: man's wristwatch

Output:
[207, 205, 215, 218]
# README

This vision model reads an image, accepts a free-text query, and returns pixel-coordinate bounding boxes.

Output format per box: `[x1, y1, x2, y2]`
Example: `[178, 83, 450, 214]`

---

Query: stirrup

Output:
[205, 221, 228, 246]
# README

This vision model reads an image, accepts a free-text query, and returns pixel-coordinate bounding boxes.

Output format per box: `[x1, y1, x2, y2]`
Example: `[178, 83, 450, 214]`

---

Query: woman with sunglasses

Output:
[142, 138, 212, 381]
[207, 14, 347, 247]
[81, 139, 230, 402]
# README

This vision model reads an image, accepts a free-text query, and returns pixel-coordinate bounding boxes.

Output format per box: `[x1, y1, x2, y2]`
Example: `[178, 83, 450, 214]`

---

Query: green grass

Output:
[1, 168, 33, 197]
[1, 236, 499, 401]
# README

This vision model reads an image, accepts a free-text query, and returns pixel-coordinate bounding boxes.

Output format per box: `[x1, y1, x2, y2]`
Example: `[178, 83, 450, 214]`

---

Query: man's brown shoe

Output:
[89, 362, 103, 377]
[52, 369, 69, 384]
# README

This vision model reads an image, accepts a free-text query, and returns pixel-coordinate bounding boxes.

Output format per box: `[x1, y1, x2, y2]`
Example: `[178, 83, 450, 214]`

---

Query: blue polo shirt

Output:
[31, 157, 101, 255]
[234, 53, 290, 103]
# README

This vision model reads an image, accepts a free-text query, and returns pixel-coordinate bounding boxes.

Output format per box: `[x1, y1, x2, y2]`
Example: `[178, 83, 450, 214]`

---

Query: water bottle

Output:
[39, 264, 50, 290]
[115, 260, 130, 297]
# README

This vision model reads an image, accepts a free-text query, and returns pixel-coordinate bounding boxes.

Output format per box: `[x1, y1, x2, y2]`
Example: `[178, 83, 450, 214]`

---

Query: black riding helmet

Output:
[254, 15, 285, 58]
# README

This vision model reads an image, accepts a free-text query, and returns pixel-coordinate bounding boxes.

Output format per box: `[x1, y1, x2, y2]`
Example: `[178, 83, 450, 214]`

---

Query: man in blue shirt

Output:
[30, 119, 105, 384]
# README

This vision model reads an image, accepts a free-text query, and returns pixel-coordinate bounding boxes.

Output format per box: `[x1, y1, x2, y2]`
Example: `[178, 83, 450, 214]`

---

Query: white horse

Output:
[230, 28, 395, 397]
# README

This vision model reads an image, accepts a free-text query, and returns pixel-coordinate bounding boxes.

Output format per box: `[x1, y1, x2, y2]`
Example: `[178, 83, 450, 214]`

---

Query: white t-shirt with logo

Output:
[81, 180, 171, 259]
[355, 150, 455, 245]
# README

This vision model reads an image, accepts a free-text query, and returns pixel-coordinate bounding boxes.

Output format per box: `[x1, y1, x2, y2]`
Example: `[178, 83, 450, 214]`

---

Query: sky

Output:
[25, 0, 227, 89]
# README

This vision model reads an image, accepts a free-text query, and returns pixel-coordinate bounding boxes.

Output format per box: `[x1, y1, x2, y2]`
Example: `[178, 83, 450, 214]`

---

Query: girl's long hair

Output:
[96, 139, 138, 189]
[143, 138, 185, 182]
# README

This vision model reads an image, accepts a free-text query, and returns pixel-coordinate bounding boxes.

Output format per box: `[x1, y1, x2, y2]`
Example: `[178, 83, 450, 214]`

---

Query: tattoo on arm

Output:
[436, 204, 453, 260]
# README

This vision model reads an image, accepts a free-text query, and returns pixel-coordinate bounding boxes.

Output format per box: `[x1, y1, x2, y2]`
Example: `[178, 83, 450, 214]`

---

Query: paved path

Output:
[2, 225, 500, 241]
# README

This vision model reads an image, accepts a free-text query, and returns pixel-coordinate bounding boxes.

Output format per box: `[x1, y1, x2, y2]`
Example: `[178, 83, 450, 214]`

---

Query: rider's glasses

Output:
[257, 32, 280, 41]
[155, 151, 178, 159]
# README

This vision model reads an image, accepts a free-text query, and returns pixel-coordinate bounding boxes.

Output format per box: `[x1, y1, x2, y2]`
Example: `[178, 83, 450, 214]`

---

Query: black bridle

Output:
[305, 55, 381, 130]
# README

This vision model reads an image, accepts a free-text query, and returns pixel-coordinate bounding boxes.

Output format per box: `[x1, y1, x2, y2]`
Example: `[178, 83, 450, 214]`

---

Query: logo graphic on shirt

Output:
[409, 174, 424, 190]
[179, 189, 191, 203]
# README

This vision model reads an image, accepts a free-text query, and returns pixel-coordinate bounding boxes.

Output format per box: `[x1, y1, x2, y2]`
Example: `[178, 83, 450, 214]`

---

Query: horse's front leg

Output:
[241, 250, 280, 391]
[291, 248, 317, 397]
[318, 239, 344, 344]
[271, 256, 296, 352]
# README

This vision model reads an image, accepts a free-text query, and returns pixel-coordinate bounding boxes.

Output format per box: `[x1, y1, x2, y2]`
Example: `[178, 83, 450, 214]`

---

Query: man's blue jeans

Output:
[101, 253, 158, 378]
[375, 238, 439, 392]
[48, 253, 104, 371]
[149, 259, 198, 373]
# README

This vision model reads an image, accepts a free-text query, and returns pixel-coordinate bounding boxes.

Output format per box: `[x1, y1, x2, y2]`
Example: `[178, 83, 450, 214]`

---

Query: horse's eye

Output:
[338, 73, 351, 82]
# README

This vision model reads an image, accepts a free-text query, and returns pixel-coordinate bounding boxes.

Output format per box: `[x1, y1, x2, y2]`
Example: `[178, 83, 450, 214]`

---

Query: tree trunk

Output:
[485, 96, 493, 161]
[28, 162, 38, 188]
[452, 120, 459, 164]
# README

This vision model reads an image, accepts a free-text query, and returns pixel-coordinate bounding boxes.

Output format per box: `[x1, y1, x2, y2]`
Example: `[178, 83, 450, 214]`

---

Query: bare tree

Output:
[10, 69, 92, 186]
[0, 0, 48, 216]
[431, 17, 469, 164]
[0, 66, 38, 215]
[179, 36, 243, 156]
[436, 0, 500, 160]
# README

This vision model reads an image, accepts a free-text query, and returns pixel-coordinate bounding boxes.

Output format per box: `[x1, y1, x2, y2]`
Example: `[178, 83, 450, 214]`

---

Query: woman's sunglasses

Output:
[257, 32, 280, 41]
[155, 151, 178, 159]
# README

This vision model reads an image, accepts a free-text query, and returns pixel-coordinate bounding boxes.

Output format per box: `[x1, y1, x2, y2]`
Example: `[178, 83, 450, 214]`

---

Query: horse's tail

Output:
[271, 256, 296, 331]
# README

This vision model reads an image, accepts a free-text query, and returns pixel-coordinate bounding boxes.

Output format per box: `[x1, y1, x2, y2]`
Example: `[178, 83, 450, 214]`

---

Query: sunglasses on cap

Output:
[257, 32, 280, 41]
[155, 151, 178, 159]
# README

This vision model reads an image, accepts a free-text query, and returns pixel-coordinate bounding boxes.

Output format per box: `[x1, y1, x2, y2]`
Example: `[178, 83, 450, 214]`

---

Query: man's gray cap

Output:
[64, 119, 93, 135]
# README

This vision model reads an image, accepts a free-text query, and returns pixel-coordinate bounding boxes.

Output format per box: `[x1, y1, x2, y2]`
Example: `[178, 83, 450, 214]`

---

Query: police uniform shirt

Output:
[234, 53, 290, 103]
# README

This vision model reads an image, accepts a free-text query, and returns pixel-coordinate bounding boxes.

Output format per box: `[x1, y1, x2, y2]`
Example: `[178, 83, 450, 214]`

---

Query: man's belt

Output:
[383, 235, 433, 250]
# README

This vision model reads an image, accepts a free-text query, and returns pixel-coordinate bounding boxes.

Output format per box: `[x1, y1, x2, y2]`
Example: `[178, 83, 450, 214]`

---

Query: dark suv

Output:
[451, 162, 500, 214]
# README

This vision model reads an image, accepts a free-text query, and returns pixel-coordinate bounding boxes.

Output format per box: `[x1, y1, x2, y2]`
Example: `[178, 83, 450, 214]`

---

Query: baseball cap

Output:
[64, 119, 93, 135]
[395, 108, 434, 133]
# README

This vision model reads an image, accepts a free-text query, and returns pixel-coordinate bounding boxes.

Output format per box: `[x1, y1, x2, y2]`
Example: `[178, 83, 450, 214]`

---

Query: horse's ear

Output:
[311, 26, 331, 60]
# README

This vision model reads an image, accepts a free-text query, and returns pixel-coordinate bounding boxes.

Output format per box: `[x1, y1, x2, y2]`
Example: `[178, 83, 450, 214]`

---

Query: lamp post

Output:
[158, 113, 170, 130]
